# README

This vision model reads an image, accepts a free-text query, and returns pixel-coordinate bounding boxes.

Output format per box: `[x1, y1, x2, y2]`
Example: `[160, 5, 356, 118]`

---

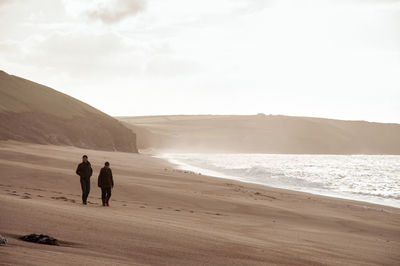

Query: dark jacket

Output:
[76, 161, 93, 180]
[98, 167, 114, 188]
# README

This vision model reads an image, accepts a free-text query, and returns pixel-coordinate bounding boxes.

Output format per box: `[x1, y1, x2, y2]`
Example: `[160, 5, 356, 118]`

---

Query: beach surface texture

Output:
[0, 141, 399, 265]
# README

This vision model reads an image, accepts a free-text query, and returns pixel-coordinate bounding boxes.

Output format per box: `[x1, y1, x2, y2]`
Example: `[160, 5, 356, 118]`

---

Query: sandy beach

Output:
[2, 1, 400, 265]
[0, 141, 399, 265]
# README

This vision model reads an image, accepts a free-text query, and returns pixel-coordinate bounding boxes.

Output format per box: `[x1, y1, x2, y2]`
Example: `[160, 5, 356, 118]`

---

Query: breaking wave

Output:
[159, 153, 400, 208]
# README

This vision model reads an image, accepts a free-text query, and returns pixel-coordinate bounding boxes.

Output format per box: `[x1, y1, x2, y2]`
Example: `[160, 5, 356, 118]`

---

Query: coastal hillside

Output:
[0, 70, 138, 152]
[118, 114, 400, 154]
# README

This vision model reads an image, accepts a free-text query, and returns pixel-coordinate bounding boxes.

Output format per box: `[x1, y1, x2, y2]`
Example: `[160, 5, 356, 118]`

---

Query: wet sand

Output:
[0, 141, 399, 265]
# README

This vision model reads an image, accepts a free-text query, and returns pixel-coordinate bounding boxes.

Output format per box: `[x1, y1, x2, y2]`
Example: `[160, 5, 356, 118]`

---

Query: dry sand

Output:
[0, 141, 399, 265]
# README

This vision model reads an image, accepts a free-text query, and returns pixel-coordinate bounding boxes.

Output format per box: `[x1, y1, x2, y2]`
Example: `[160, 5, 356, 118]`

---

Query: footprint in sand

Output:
[254, 192, 276, 200]
[51, 196, 68, 201]
[51, 196, 76, 203]
[21, 195, 31, 199]
[205, 212, 223, 216]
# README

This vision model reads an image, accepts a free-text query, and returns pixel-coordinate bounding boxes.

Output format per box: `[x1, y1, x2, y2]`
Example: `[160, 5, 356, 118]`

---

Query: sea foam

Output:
[159, 153, 400, 208]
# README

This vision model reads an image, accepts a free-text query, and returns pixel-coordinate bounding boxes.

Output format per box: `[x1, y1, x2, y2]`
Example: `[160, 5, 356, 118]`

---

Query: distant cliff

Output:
[118, 114, 400, 154]
[0, 70, 138, 152]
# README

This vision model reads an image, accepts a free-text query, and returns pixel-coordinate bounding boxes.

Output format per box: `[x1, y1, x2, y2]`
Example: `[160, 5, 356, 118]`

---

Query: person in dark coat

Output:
[75, 155, 93, 205]
[98, 161, 114, 206]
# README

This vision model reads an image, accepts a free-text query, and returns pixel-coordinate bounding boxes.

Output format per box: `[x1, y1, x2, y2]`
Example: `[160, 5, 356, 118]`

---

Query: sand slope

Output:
[119, 114, 400, 154]
[0, 70, 137, 152]
[0, 141, 399, 265]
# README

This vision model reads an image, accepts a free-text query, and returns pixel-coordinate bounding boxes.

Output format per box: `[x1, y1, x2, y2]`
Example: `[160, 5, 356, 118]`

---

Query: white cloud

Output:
[63, 0, 145, 24]
[0, 0, 399, 122]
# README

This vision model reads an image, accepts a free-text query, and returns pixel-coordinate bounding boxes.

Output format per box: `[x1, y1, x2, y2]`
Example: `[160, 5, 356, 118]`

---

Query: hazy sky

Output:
[1, 0, 399, 122]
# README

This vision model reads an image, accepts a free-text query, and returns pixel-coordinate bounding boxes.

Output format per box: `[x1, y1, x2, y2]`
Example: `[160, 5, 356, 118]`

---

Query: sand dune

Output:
[1, 141, 399, 265]
[0, 71, 137, 152]
[119, 114, 400, 154]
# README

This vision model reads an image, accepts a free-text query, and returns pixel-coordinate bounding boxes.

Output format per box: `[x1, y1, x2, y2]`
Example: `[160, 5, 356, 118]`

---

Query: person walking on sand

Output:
[76, 155, 93, 205]
[98, 162, 114, 207]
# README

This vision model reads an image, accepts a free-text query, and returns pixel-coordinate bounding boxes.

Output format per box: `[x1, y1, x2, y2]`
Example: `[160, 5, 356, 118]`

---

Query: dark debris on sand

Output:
[0, 235, 7, 245]
[19, 234, 60, 246]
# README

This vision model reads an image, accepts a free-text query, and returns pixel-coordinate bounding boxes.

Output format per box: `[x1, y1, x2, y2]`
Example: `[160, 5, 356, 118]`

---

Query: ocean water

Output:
[159, 153, 400, 208]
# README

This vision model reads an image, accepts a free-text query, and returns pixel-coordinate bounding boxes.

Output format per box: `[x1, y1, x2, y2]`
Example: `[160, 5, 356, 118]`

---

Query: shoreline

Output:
[157, 153, 400, 209]
[1, 141, 399, 265]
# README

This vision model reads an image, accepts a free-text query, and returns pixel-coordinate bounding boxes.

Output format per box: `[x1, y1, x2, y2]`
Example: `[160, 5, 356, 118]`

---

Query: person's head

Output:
[82, 155, 88, 162]
[104, 161, 110, 168]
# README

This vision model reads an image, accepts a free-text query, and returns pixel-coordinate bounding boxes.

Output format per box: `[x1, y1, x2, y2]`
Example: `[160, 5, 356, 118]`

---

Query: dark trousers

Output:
[101, 187, 112, 204]
[80, 177, 90, 203]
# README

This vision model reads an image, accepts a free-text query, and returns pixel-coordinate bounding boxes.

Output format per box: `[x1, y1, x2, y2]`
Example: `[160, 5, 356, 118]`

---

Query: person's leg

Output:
[85, 179, 90, 203]
[101, 187, 106, 206]
[81, 179, 90, 204]
[106, 188, 111, 206]
[80, 177, 86, 204]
